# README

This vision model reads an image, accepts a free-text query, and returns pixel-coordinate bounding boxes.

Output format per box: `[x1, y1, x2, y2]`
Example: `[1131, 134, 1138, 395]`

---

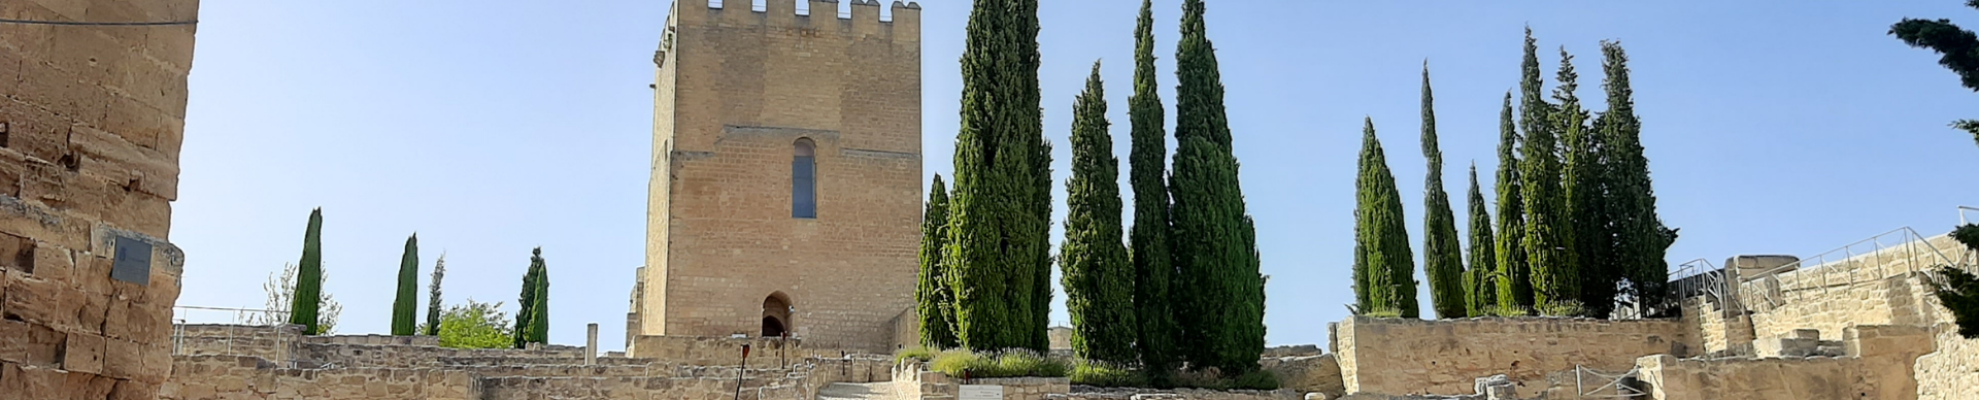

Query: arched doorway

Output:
[762, 293, 792, 337]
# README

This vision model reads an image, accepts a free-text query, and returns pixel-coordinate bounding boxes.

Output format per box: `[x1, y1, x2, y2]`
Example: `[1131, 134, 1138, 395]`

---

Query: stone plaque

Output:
[959, 385, 1002, 400]
[110, 236, 151, 285]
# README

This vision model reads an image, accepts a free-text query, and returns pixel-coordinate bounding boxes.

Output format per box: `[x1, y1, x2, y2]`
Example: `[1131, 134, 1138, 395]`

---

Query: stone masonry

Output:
[0, 0, 200, 398]
[635, 0, 924, 353]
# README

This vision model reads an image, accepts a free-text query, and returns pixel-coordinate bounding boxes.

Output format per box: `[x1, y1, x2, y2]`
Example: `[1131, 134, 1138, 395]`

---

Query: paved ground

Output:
[818, 382, 898, 400]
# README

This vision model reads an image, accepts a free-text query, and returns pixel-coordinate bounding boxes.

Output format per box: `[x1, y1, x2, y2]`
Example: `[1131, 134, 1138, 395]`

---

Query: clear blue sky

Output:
[175, 0, 1977, 349]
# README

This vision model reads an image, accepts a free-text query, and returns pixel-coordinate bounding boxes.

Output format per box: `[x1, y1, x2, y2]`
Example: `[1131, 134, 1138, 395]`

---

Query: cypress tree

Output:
[1518, 29, 1579, 315]
[947, 0, 1050, 352]
[1464, 164, 1498, 317]
[917, 175, 958, 348]
[1127, 0, 1180, 381]
[1170, 0, 1265, 373]
[1492, 93, 1533, 314]
[1598, 42, 1678, 317]
[425, 254, 446, 336]
[1061, 64, 1138, 364]
[290, 208, 325, 335]
[514, 248, 549, 347]
[1353, 118, 1418, 318]
[1558, 48, 1616, 318]
[1419, 63, 1465, 319]
[391, 234, 420, 336]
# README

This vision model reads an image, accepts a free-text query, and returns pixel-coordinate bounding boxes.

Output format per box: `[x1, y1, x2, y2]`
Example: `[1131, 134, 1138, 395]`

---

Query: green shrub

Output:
[895, 346, 940, 364]
[1168, 367, 1281, 390]
[928, 349, 1070, 378]
[1228, 369, 1281, 390]
[1931, 266, 1977, 339]
[1069, 361, 1146, 387]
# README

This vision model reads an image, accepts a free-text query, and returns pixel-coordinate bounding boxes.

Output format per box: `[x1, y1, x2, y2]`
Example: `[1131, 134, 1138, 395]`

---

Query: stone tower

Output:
[634, 0, 922, 353]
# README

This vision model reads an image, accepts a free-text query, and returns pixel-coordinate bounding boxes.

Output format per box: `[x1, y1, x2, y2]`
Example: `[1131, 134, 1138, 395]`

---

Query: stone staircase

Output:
[819, 382, 897, 400]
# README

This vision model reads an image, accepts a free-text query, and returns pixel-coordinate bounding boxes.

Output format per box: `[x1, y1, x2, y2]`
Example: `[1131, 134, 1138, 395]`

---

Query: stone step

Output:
[819, 382, 896, 400]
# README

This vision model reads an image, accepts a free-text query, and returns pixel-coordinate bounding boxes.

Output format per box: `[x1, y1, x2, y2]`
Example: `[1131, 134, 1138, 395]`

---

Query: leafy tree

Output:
[1519, 29, 1580, 315]
[259, 262, 341, 334]
[1169, 0, 1266, 373]
[1127, 0, 1180, 383]
[1353, 118, 1417, 318]
[1464, 164, 1498, 317]
[423, 254, 447, 336]
[290, 208, 326, 334]
[1419, 63, 1465, 319]
[1492, 93, 1533, 314]
[436, 299, 516, 349]
[1060, 64, 1138, 364]
[514, 248, 549, 347]
[946, 0, 1051, 352]
[1597, 41, 1679, 317]
[917, 175, 958, 348]
[1888, 0, 1979, 142]
[391, 234, 420, 336]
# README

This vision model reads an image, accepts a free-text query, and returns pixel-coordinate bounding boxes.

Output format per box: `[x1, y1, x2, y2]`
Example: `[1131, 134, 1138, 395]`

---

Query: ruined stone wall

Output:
[171, 324, 303, 363]
[639, 0, 924, 353]
[1737, 235, 1961, 341]
[1634, 325, 1936, 400]
[1676, 297, 1754, 357]
[160, 355, 478, 400]
[1045, 388, 1303, 400]
[1333, 316, 1689, 396]
[893, 362, 1071, 400]
[1912, 323, 1977, 400]
[629, 334, 830, 368]
[0, 0, 200, 398]
[1258, 354, 1343, 398]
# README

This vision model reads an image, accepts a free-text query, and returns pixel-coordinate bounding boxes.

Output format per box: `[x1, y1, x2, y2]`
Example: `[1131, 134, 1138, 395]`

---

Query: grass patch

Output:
[927, 349, 1070, 378]
[894, 346, 939, 364]
[1068, 360, 1147, 387]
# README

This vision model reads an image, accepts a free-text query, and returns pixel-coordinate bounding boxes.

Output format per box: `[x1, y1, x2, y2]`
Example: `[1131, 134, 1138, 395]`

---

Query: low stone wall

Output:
[1913, 323, 1977, 400]
[172, 324, 303, 363]
[1677, 297, 1754, 357]
[1048, 387, 1303, 400]
[1334, 316, 1688, 396]
[1258, 354, 1343, 397]
[629, 334, 826, 368]
[1743, 271, 1949, 342]
[1635, 325, 1936, 400]
[160, 355, 479, 400]
[893, 361, 1070, 400]
[301, 340, 586, 368]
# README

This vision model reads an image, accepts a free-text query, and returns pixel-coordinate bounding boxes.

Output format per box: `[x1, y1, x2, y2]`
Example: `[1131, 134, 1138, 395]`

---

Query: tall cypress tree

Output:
[1492, 93, 1532, 314]
[1464, 164, 1498, 317]
[424, 254, 446, 336]
[1127, 0, 1180, 381]
[1598, 42, 1678, 317]
[1419, 63, 1465, 319]
[391, 234, 420, 336]
[1170, 0, 1265, 373]
[947, 0, 1050, 352]
[917, 175, 958, 348]
[1558, 48, 1616, 318]
[514, 248, 549, 348]
[1518, 29, 1579, 315]
[1354, 118, 1418, 318]
[1061, 64, 1138, 364]
[291, 208, 325, 335]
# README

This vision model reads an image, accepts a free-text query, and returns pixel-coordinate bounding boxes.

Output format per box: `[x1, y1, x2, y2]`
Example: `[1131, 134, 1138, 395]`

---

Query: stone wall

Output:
[1333, 316, 1689, 396]
[1258, 354, 1343, 398]
[893, 361, 1071, 400]
[0, 1, 202, 397]
[1046, 387, 1303, 400]
[1676, 297, 1754, 357]
[629, 334, 839, 368]
[1633, 325, 1936, 400]
[638, 0, 925, 353]
[1736, 235, 1962, 341]
[1912, 323, 1976, 400]
[160, 355, 478, 400]
[171, 324, 303, 363]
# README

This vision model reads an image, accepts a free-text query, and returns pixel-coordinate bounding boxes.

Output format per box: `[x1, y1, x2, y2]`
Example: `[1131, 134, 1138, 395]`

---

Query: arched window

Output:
[792, 138, 817, 219]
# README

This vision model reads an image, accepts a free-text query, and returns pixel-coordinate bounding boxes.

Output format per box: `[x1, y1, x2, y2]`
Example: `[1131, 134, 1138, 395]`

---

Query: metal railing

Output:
[1574, 364, 1648, 398]
[1667, 258, 1737, 315]
[1738, 227, 1957, 310]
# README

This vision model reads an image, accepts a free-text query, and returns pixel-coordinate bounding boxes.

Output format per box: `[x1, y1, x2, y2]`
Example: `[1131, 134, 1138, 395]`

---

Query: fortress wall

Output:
[1635, 325, 1936, 400]
[1737, 235, 1963, 341]
[1334, 316, 1689, 396]
[0, 0, 201, 397]
[1913, 324, 1978, 400]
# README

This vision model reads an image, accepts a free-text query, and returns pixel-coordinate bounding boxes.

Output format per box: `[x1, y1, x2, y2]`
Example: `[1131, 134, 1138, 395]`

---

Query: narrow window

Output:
[793, 138, 817, 219]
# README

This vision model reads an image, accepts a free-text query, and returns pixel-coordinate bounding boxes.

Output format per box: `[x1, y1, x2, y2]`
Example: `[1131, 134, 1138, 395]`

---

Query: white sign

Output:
[958, 384, 1003, 400]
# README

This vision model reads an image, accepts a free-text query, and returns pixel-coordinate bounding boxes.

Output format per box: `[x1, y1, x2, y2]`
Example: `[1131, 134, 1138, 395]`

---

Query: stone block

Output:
[10, 363, 68, 399]
[47, 27, 127, 87]
[142, 24, 198, 74]
[109, 376, 157, 400]
[0, 317, 65, 366]
[12, 61, 101, 129]
[97, 94, 173, 153]
[30, 242, 70, 283]
[103, 298, 165, 344]
[63, 370, 118, 400]
[73, 291, 108, 335]
[70, 125, 177, 200]
[100, 337, 137, 380]
[61, 332, 103, 374]
[0, 231, 33, 273]
[5, 268, 82, 330]
[0, 97, 75, 165]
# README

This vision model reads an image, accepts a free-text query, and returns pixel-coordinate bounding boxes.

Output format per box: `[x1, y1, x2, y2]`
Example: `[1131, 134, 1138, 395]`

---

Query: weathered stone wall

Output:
[160, 355, 478, 400]
[1334, 316, 1689, 396]
[1258, 354, 1343, 398]
[1912, 323, 1976, 400]
[1634, 325, 1936, 400]
[1676, 297, 1754, 357]
[0, 0, 201, 397]
[893, 361, 1071, 400]
[638, 0, 925, 353]
[1737, 235, 1961, 341]
[1046, 387, 1303, 400]
[171, 324, 303, 363]
[630, 334, 826, 368]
